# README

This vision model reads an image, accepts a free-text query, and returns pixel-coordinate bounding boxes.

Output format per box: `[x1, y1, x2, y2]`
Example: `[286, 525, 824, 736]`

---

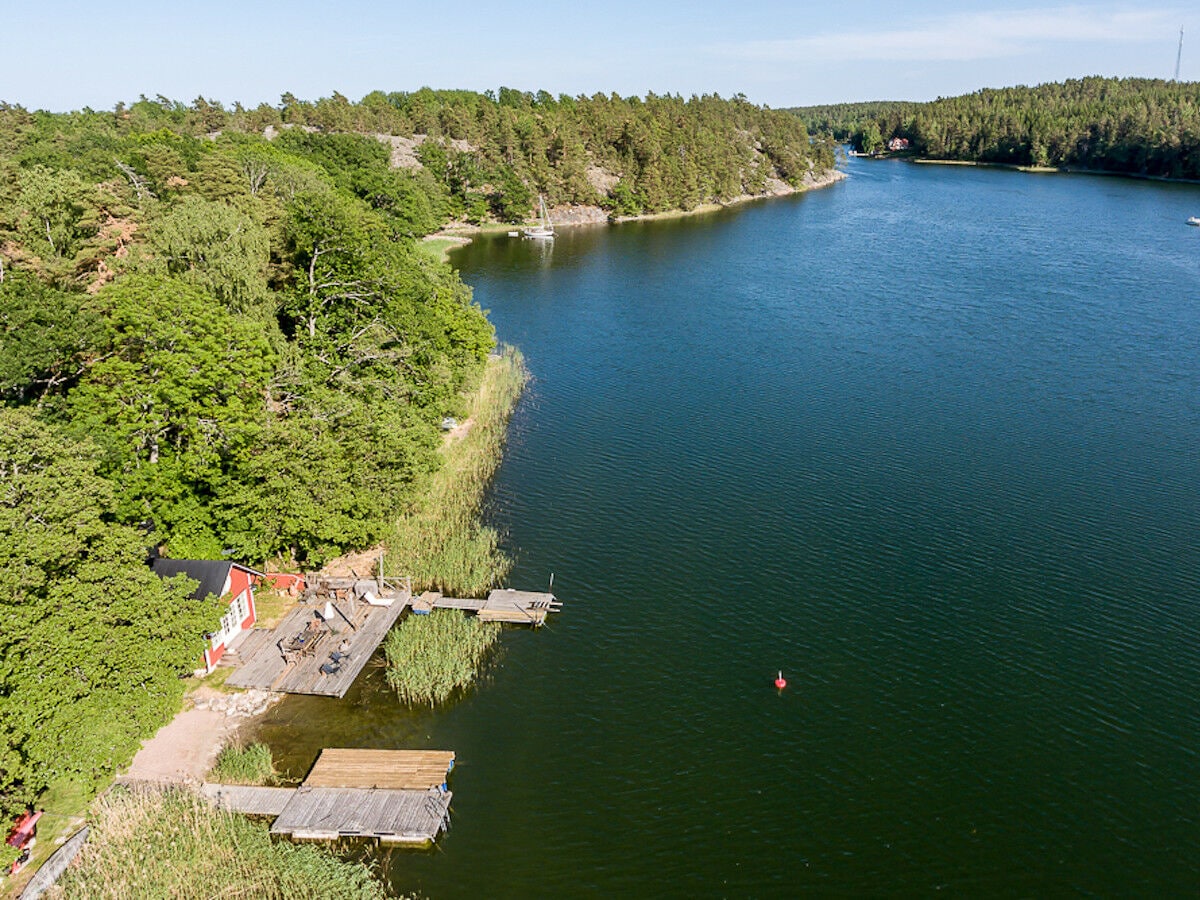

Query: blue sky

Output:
[3, 2, 1196, 111]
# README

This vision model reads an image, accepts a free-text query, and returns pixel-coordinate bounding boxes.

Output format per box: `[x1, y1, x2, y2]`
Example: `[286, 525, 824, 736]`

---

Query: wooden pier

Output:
[417, 589, 562, 625]
[226, 578, 561, 697]
[202, 749, 455, 845]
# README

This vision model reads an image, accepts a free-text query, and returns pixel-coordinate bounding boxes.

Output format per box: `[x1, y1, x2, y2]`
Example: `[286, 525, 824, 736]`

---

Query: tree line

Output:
[793, 77, 1200, 179]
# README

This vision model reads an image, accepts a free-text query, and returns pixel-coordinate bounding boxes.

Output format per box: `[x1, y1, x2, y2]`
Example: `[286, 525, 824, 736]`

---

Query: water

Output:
[253, 160, 1200, 896]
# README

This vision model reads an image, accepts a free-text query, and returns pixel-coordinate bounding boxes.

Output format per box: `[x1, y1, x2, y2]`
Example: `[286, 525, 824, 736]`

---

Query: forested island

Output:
[793, 77, 1200, 179]
[0, 88, 834, 892]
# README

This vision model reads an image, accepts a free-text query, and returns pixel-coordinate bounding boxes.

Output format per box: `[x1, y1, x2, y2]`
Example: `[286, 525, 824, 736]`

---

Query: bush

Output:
[208, 742, 277, 786]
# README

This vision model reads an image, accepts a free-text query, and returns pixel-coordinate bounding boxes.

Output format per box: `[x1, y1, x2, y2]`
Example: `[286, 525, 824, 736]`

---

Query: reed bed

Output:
[383, 610, 501, 707]
[384, 347, 528, 598]
[50, 789, 384, 900]
[208, 741, 277, 786]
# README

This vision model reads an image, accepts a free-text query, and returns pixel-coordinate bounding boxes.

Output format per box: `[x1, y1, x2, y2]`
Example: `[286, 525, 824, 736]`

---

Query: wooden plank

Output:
[303, 748, 454, 790]
[270, 788, 450, 842]
[18, 825, 90, 900]
[430, 596, 486, 611]
[229, 598, 407, 697]
[200, 783, 295, 816]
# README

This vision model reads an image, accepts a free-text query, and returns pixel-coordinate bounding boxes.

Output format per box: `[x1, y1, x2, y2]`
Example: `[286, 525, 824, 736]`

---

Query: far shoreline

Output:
[911, 156, 1200, 185]
[426, 168, 848, 260]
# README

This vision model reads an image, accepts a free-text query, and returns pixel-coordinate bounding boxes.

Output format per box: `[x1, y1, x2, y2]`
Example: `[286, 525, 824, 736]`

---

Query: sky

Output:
[3, 1, 1197, 111]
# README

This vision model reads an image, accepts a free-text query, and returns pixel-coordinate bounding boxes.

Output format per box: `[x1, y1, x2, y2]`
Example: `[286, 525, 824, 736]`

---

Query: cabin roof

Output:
[150, 559, 261, 601]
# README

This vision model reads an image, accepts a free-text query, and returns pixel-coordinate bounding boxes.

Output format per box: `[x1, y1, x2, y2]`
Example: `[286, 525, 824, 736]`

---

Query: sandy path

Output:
[122, 707, 234, 784]
[120, 688, 280, 784]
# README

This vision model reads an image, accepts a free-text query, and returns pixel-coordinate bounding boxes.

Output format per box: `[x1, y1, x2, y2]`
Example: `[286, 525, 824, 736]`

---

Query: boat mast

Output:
[1175, 27, 1184, 82]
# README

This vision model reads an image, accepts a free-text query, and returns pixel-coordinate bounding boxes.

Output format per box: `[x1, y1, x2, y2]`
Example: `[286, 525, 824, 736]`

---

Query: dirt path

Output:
[120, 687, 280, 784]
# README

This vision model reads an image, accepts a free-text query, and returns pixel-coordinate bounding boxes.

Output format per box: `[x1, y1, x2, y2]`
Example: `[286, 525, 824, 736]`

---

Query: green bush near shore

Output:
[383, 610, 501, 707]
[384, 346, 528, 598]
[208, 741, 277, 786]
[49, 789, 384, 900]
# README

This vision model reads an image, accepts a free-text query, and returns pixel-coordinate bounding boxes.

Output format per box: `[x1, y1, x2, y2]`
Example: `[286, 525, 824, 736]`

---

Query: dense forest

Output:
[793, 77, 1200, 179]
[0, 88, 830, 833]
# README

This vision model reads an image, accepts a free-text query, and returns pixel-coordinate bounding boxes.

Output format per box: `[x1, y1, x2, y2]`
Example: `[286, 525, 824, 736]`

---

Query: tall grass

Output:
[384, 347, 528, 598]
[208, 741, 277, 786]
[49, 789, 384, 900]
[383, 610, 501, 707]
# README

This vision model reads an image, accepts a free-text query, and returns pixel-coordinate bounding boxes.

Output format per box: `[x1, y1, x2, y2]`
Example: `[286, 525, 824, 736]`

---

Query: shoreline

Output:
[912, 157, 1200, 184]
[426, 167, 848, 257]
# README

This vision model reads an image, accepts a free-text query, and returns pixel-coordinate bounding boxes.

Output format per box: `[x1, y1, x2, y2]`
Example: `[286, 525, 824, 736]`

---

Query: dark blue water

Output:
[262, 160, 1200, 896]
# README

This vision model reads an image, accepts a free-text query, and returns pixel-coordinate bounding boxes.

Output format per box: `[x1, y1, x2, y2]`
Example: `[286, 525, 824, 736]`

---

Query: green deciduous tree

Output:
[0, 272, 96, 405]
[0, 408, 212, 808]
[68, 276, 273, 553]
[138, 196, 270, 313]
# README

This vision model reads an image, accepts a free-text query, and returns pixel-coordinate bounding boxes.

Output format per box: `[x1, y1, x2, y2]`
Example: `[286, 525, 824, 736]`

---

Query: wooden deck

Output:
[475, 589, 561, 625]
[417, 591, 485, 612]
[198, 748, 456, 845]
[223, 626, 275, 665]
[201, 783, 295, 815]
[421, 589, 561, 624]
[303, 749, 454, 791]
[199, 782, 452, 845]
[270, 787, 452, 844]
[226, 581, 560, 696]
[225, 595, 407, 697]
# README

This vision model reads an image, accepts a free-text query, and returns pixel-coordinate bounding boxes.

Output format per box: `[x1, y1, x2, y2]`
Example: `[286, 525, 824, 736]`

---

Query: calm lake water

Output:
[254, 159, 1200, 896]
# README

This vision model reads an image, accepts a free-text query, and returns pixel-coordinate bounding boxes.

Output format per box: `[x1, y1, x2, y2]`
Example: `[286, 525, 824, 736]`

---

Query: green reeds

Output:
[208, 741, 277, 786]
[383, 610, 501, 707]
[51, 788, 384, 899]
[384, 347, 528, 598]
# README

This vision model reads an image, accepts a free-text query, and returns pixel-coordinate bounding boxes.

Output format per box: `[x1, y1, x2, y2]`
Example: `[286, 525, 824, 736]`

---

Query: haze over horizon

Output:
[4, 1, 1197, 112]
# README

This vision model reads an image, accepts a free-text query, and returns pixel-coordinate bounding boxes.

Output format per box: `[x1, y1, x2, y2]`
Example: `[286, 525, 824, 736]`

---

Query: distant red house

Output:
[151, 559, 263, 672]
[887, 137, 910, 151]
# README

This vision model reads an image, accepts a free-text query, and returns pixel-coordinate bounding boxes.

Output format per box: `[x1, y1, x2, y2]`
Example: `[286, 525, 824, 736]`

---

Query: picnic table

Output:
[280, 623, 326, 661]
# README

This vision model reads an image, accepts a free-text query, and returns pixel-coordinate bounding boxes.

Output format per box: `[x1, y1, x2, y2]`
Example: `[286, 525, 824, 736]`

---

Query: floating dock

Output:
[226, 578, 560, 697]
[415, 589, 562, 626]
[202, 748, 455, 845]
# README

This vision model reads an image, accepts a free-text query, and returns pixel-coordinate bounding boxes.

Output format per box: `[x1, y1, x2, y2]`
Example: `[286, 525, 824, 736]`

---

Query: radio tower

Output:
[1175, 27, 1184, 81]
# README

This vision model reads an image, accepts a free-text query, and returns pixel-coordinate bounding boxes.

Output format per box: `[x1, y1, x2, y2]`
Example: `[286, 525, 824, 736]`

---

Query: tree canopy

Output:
[792, 77, 1200, 179]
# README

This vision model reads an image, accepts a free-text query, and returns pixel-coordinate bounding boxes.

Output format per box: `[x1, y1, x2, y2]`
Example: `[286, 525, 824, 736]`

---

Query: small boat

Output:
[523, 195, 555, 240]
[1188, 216, 1200, 226]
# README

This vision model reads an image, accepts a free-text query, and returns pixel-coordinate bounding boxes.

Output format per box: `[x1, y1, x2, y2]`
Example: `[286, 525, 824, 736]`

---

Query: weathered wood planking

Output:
[270, 788, 451, 843]
[225, 626, 275, 662]
[226, 597, 407, 697]
[224, 603, 315, 690]
[429, 595, 486, 611]
[476, 589, 560, 625]
[303, 749, 454, 790]
[200, 783, 295, 816]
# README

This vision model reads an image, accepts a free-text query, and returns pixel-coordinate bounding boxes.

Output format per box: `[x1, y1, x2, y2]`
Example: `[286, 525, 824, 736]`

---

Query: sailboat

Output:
[523, 195, 555, 239]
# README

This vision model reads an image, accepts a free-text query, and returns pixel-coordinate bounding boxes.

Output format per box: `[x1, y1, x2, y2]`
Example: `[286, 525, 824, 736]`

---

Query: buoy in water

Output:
[774, 671, 787, 690]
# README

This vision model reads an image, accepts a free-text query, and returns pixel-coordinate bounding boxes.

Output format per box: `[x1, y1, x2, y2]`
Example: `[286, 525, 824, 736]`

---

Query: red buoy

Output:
[774, 671, 787, 690]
